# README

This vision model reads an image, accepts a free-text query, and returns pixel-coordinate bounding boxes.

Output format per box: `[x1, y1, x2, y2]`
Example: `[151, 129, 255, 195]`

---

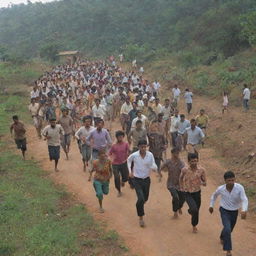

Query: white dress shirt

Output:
[170, 115, 180, 133]
[75, 126, 95, 145]
[131, 115, 148, 129]
[184, 92, 193, 103]
[185, 126, 204, 145]
[120, 102, 133, 115]
[91, 104, 106, 119]
[210, 183, 248, 212]
[127, 151, 157, 179]
[172, 88, 181, 98]
[243, 88, 251, 100]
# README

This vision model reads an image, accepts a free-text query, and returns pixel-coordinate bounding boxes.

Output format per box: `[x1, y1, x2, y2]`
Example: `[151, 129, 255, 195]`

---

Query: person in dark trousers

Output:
[147, 120, 167, 182]
[127, 139, 157, 227]
[10, 115, 27, 160]
[109, 130, 130, 197]
[179, 153, 206, 233]
[209, 171, 248, 256]
[160, 148, 185, 218]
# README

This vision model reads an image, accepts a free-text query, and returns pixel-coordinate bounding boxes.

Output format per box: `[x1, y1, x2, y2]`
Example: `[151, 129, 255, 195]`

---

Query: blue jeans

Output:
[220, 207, 238, 251]
[243, 99, 249, 111]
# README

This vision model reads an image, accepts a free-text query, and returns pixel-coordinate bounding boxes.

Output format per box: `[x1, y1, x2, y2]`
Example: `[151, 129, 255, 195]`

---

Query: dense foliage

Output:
[0, 0, 255, 63]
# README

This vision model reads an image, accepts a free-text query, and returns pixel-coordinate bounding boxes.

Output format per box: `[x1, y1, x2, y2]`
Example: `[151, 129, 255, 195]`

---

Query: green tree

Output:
[39, 43, 60, 62]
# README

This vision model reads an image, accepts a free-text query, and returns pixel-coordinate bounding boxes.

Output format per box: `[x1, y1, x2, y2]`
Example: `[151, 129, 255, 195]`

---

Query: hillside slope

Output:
[0, 0, 255, 62]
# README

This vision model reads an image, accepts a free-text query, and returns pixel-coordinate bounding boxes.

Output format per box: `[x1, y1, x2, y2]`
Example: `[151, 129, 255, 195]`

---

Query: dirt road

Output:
[26, 98, 256, 256]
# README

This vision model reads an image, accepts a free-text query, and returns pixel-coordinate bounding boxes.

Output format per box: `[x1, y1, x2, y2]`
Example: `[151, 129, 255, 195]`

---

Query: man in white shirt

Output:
[120, 97, 133, 131]
[242, 84, 250, 111]
[169, 109, 180, 147]
[209, 171, 248, 256]
[184, 88, 193, 114]
[127, 139, 157, 227]
[28, 98, 41, 138]
[185, 119, 205, 154]
[75, 116, 94, 172]
[91, 98, 106, 122]
[152, 80, 161, 96]
[172, 84, 181, 107]
[42, 118, 64, 172]
[131, 110, 148, 130]
[176, 114, 190, 151]
[30, 86, 40, 99]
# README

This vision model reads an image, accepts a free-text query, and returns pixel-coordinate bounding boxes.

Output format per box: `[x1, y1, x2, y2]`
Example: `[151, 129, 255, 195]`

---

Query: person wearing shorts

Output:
[88, 149, 113, 213]
[75, 116, 94, 171]
[42, 118, 64, 171]
[109, 130, 130, 197]
[10, 115, 27, 160]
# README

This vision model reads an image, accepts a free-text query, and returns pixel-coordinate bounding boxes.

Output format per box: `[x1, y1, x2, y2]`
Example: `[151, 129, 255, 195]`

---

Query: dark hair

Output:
[138, 139, 147, 146]
[98, 148, 106, 155]
[224, 171, 235, 180]
[244, 84, 248, 88]
[171, 148, 180, 154]
[188, 152, 198, 161]
[136, 120, 142, 125]
[96, 118, 104, 125]
[190, 118, 196, 123]
[180, 114, 185, 118]
[49, 118, 56, 121]
[82, 115, 92, 122]
[165, 98, 170, 102]
[12, 115, 18, 120]
[151, 120, 158, 124]
[115, 130, 125, 138]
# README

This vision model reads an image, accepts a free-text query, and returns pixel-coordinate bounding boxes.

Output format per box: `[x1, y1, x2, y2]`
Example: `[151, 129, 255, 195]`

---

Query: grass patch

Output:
[0, 150, 130, 256]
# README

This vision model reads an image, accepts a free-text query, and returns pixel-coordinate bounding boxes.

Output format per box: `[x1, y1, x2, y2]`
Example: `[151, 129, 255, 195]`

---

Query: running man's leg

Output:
[168, 187, 179, 217]
[112, 164, 122, 194]
[185, 191, 201, 232]
[133, 178, 147, 217]
[141, 177, 150, 204]
[120, 162, 129, 187]
[220, 207, 238, 252]
[93, 180, 105, 212]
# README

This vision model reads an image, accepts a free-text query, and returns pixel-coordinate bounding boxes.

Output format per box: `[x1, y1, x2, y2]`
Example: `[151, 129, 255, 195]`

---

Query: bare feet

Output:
[121, 182, 125, 187]
[139, 219, 145, 228]
[55, 168, 59, 172]
[99, 207, 104, 213]
[192, 226, 198, 233]
[172, 212, 178, 219]
[178, 209, 183, 215]
[226, 251, 232, 256]
[117, 191, 122, 197]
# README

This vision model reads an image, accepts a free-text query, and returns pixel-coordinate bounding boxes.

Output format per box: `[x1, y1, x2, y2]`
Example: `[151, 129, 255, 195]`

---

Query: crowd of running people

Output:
[10, 58, 248, 256]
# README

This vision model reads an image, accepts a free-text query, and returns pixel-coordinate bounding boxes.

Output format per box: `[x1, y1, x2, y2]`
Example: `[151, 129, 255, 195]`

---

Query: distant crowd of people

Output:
[9, 57, 249, 256]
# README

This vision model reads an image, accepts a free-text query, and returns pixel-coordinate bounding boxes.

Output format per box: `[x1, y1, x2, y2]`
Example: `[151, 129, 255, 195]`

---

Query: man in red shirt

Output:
[109, 130, 130, 197]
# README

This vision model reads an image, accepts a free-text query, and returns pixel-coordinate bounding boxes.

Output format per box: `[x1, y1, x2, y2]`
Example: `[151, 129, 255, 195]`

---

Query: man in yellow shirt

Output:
[195, 109, 209, 142]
